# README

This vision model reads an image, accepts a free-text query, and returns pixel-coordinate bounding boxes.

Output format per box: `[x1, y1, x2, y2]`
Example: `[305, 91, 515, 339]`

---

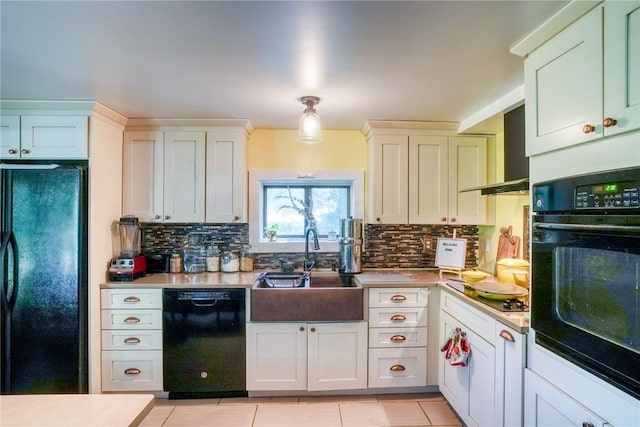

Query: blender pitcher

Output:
[118, 216, 142, 258]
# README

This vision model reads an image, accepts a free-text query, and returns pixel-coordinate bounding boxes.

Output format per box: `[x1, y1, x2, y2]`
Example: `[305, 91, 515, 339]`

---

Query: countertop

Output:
[0, 393, 154, 427]
[101, 269, 529, 332]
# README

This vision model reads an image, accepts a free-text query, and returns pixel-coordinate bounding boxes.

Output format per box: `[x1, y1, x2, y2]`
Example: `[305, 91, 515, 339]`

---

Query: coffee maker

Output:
[108, 216, 147, 281]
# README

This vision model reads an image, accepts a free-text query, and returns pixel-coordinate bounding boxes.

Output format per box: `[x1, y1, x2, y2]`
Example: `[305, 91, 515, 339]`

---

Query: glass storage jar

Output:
[206, 245, 220, 272]
[220, 251, 239, 272]
[240, 245, 253, 272]
[182, 234, 206, 273]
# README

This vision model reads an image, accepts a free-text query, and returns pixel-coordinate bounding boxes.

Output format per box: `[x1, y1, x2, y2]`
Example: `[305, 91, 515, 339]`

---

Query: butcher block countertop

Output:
[0, 393, 154, 427]
[101, 269, 528, 332]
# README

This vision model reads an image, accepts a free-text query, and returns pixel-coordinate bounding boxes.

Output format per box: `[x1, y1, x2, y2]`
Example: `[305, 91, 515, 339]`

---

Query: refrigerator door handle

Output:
[0, 164, 59, 170]
[0, 231, 19, 312]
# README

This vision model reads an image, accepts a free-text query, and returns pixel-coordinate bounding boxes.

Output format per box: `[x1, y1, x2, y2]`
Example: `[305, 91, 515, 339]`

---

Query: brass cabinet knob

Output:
[165, 215, 170, 220]
[602, 117, 617, 128]
[376, 217, 381, 222]
[582, 124, 596, 134]
[441, 217, 447, 222]
[8, 149, 17, 154]
[299, 326, 305, 332]
[154, 215, 161, 219]
[21, 149, 30, 154]
[450, 218, 456, 223]
[310, 327, 316, 332]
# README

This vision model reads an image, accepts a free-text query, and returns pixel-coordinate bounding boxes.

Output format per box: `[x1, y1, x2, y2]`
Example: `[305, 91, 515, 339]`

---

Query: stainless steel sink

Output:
[251, 271, 363, 321]
[254, 271, 357, 288]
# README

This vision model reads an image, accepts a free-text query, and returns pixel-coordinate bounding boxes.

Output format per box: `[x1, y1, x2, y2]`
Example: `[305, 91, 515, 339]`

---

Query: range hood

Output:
[462, 104, 529, 195]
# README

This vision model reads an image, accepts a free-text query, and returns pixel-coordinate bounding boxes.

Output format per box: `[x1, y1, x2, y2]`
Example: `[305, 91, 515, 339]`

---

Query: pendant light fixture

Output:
[296, 96, 322, 144]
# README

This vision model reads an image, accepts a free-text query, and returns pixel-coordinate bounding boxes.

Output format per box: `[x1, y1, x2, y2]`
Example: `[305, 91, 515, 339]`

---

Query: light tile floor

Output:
[140, 393, 464, 427]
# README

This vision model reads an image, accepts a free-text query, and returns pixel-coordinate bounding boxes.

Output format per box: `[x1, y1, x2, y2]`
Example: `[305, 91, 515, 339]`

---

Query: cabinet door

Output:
[524, 369, 609, 427]
[20, 115, 88, 158]
[408, 135, 448, 224]
[439, 310, 470, 417]
[368, 135, 408, 223]
[307, 322, 367, 391]
[447, 136, 487, 225]
[439, 309, 497, 427]
[604, 2, 640, 138]
[525, 7, 603, 156]
[0, 115, 20, 158]
[205, 131, 246, 223]
[163, 131, 205, 222]
[246, 322, 307, 391]
[122, 131, 164, 222]
[494, 324, 525, 427]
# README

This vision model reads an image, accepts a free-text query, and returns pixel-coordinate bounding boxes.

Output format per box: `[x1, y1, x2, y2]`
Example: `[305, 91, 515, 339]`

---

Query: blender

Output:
[108, 216, 147, 281]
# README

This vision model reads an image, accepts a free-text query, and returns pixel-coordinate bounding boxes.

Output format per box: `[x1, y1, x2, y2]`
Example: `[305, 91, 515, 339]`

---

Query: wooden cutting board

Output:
[494, 226, 520, 275]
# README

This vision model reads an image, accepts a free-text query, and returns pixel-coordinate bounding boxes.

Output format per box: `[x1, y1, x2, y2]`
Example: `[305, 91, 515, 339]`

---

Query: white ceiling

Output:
[0, 1, 567, 131]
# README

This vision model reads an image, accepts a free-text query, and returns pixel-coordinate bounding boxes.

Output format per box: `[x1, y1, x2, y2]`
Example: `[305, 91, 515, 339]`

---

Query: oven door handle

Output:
[533, 222, 640, 234]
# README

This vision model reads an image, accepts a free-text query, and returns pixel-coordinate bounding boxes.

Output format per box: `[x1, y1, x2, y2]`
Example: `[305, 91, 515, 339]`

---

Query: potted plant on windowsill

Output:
[264, 224, 279, 242]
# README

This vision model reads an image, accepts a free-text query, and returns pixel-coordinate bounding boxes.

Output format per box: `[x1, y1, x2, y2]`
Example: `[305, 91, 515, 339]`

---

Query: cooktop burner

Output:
[475, 296, 528, 312]
[445, 280, 529, 312]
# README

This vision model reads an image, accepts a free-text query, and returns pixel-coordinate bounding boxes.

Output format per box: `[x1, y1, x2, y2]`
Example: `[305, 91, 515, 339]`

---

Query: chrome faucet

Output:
[304, 226, 320, 271]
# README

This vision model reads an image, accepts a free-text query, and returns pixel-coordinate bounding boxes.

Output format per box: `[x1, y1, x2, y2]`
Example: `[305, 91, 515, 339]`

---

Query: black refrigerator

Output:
[1, 161, 88, 394]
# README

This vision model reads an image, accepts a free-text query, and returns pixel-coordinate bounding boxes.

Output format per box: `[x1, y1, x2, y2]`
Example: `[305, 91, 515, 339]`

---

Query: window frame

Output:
[249, 170, 365, 253]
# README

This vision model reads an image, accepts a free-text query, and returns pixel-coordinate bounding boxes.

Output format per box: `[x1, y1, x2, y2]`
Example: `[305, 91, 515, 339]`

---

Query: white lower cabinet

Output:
[524, 369, 608, 427]
[100, 288, 163, 392]
[246, 322, 368, 392]
[368, 288, 428, 388]
[438, 291, 525, 427]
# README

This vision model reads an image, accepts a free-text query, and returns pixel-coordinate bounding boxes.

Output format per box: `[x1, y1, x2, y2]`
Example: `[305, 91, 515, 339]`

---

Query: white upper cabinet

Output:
[205, 130, 247, 223]
[604, 1, 640, 138]
[123, 131, 205, 222]
[1, 115, 88, 159]
[368, 134, 409, 224]
[123, 131, 164, 222]
[122, 120, 250, 223]
[524, 2, 640, 156]
[163, 131, 206, 223]
[365, 123, 489, 225]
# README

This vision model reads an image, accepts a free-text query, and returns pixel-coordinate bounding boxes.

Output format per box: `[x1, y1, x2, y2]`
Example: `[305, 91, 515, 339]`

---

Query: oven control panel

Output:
[575, 180, 640, 209]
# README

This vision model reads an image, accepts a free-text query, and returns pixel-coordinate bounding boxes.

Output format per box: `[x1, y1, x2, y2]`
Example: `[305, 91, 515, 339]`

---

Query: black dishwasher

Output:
[163, 289, 246, 398]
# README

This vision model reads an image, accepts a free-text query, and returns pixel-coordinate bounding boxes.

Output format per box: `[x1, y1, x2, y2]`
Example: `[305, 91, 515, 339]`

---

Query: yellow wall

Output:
[247, 129, 367, 170]
[477, 131, 529, 273]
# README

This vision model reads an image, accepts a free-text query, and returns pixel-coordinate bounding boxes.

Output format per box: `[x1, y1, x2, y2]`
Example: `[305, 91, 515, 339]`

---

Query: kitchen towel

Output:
[440, 327, 471, 367]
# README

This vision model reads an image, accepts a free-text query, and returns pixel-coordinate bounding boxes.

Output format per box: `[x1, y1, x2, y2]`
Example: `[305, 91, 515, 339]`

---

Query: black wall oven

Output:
[531, 167, 640, 399]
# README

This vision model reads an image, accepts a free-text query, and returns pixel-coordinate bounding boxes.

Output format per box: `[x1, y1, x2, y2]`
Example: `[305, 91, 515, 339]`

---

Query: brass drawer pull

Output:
[124, 337, 141, 344]
[124, 368, 141, 375]
[499, 330, 515, 342]
[123, 296, 141, 303]
[123, 316, 141, 324]
[390, 295, 406, 302]
[390, 335, 407, 342]
[390, 364, 406, 372]
[390, 314, 406, 321]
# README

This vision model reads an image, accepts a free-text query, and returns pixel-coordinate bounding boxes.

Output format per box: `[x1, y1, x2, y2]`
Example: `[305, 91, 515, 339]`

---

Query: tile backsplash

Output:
[141, 223, 479, 270]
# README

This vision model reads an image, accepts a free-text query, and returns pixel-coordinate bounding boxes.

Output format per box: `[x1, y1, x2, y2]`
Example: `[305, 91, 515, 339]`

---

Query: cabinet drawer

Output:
[101, 329, 163, 351]
[369, 307, 427, 328]
[369, 327, 427, 348]
[368, 347, 427, 388]
[101, 288, 162, 309]
[101, 309, 163, 330]
[440, 292, 496, 344]
[369, 288, 428, 308]
[101, 350, 163, 392]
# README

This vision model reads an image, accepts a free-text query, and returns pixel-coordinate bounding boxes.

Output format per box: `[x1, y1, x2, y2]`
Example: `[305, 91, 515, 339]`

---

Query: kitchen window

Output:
[249, 170, 364, 252]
